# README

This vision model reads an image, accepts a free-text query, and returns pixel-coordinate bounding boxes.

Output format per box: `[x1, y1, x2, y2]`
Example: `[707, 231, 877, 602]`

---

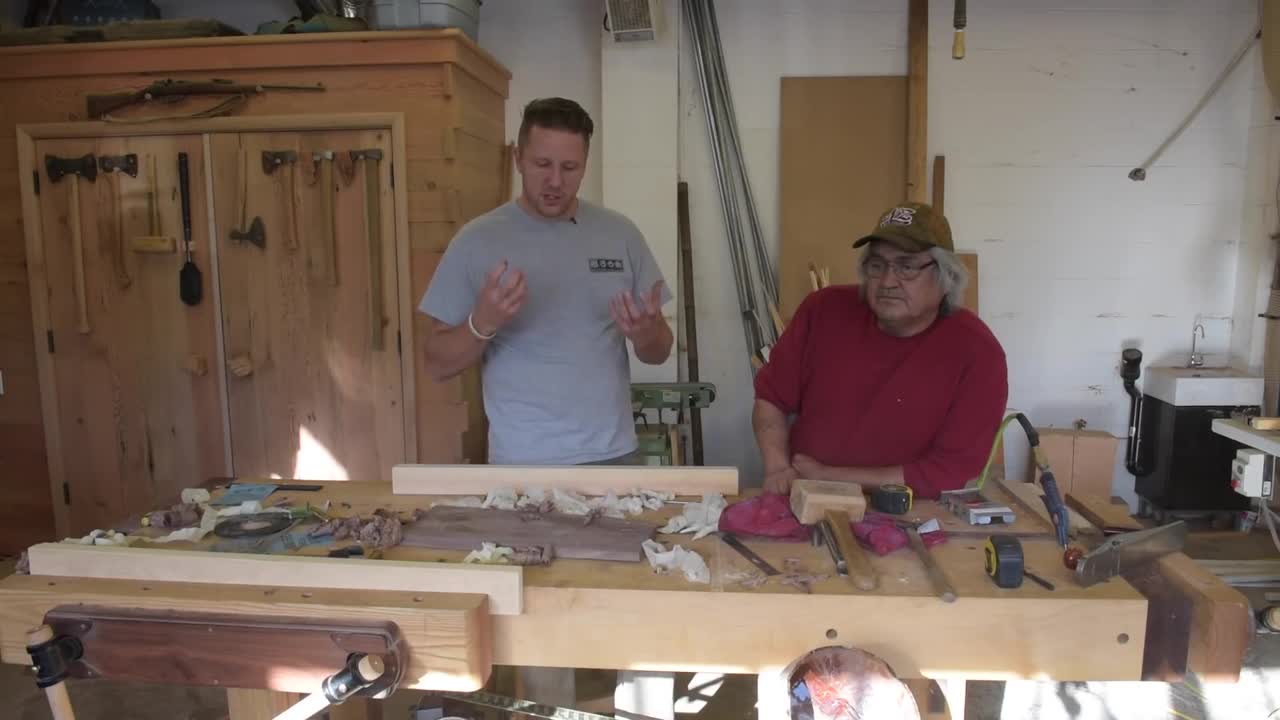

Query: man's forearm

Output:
[633, 316, 674, 365]
[752, 399, 791, 471]
[423, 321, 488, 381]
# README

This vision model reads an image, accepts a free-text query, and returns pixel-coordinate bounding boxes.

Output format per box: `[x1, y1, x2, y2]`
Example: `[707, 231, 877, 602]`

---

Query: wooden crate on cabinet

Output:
[0, 31, 509, 547]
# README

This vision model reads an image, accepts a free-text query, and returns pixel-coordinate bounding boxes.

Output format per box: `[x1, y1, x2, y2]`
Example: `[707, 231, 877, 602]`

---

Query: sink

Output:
[1144, 366, 1263, 407]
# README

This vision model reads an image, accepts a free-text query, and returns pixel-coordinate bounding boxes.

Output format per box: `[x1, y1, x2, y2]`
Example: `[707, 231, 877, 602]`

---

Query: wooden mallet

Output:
[790, 478, 876, 590]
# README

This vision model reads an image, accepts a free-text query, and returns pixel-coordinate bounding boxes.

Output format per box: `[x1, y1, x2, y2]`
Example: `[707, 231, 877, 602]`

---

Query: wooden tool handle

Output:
[320, 158, 338, 285]
[28, 626, 77, 720]
[952, 29, 966, 60]
[907, 529, 957, 603]
[68, 180, 89, 334]
[826, 509, 878, 591]
[111, 180, 131, 290]
[364, 157, 384, 351]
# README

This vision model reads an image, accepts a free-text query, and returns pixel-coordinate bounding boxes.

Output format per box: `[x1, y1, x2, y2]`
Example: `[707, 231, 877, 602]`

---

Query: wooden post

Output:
[907, 0, 929, 203]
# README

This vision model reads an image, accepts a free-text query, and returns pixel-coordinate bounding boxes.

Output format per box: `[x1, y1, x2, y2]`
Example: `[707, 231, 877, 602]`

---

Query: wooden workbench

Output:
[0, 471, 1251, 719]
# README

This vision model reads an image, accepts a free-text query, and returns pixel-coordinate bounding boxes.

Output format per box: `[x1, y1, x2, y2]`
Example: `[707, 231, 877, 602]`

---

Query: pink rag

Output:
[852, 512, 949, 556]
[718, 493, 811, 541]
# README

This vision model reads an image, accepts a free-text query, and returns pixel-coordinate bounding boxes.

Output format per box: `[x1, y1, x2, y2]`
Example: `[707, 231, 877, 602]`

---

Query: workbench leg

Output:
[755, 666, 789, 719]
[516, 667, 577, 707]
[615, 671, 674, 720]
[226, 689, 301, 720]
[331, 697, 382, 720]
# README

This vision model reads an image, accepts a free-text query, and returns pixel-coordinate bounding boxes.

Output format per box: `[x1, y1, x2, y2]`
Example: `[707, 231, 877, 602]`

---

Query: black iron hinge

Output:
[46, 330, 55, 354]
[62, 481, 71, 505]
[32, 170, 40, 195]
[397, 329, 402, 356]
[390, 161, 395, 189]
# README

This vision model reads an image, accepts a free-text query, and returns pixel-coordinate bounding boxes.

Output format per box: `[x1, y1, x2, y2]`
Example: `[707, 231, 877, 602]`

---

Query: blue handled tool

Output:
[1011, 413, 1071, 548]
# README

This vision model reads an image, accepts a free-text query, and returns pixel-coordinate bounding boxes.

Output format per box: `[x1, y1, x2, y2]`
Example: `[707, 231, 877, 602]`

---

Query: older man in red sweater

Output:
[754, 202, 1008, 498]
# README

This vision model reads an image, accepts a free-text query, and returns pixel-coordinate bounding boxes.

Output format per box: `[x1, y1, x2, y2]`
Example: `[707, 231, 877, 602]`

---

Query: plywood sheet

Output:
[779, 76, 907, 319]
[779, 76, 978, 318]
[402, 506, 656, 562]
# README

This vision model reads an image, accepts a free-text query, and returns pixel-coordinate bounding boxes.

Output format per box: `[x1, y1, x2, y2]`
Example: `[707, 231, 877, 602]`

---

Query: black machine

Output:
[1121, 348, 1256, 519]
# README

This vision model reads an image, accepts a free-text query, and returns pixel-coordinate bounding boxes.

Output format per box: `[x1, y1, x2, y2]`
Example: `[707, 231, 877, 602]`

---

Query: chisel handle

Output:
[907, 528, 957, 603]
[178, 152, 192, 259]
[826, 509, 878, 591]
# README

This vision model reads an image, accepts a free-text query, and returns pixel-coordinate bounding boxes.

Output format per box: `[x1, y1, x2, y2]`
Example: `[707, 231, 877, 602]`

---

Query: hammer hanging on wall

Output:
[45, 153, 97, 334]
[177, 152, 202, 306]
[349, 149, 385, 350]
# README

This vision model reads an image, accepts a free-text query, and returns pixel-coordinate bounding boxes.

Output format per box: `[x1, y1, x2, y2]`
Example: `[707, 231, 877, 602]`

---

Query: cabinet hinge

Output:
[390, 161, 395, 189]
[397, 329, 402, 356]
[46, 329, 55, 354]
[62, 481, 71, 505]
[32, 170, 40, 195]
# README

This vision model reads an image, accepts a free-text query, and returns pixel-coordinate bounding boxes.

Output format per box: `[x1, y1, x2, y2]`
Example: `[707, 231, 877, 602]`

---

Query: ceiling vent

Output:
[606, 0, 662, 42]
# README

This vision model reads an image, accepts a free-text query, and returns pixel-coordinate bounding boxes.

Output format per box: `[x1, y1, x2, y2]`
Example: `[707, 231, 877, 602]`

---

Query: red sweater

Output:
[755, 286, 1008, 498]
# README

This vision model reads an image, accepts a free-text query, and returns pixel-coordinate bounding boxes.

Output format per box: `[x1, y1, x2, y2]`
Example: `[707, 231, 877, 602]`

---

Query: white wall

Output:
[479, 0, 604, 204]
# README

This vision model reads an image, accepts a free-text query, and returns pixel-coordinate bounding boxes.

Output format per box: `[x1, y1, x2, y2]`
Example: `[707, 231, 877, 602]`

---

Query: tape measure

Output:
[871, 484, 913, 515]
[984, 535, 1024, 589]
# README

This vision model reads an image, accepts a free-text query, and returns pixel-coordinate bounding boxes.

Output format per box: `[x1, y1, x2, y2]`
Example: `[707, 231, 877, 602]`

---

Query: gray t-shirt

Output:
[419, 200, 671, 465]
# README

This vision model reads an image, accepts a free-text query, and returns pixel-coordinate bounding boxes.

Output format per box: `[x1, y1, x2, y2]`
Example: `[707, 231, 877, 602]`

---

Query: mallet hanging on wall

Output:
[177, 152, 202, 306]
[45, 153, 97, 334]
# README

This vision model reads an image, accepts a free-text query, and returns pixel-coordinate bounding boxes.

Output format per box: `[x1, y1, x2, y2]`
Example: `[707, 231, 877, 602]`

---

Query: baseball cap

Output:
[853, 202, 953, 253]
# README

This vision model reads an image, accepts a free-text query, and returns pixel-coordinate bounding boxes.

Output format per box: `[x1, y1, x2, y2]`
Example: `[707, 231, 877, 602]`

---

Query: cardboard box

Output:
[1028, 428, 1119, 498]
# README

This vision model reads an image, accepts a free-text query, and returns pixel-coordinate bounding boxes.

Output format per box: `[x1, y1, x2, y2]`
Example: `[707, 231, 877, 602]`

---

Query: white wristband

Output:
[467, 312, 496, 340]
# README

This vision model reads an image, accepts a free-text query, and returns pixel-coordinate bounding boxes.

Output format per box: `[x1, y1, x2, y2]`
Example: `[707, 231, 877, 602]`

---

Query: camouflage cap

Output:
[853, 202, 953, 253]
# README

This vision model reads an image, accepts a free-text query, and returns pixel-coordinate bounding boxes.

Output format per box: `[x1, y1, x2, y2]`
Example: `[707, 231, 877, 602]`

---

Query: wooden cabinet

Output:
[2, 32, 509, 544]
[23, 119, 414, 535]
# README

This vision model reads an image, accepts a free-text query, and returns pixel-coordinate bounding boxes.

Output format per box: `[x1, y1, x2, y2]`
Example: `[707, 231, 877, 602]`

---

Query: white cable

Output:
[1129, 22, 1261, 180]
[1262, 496, 1280, 556]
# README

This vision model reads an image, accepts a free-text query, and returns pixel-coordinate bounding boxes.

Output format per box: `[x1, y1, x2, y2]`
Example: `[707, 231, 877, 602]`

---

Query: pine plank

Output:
[392, 464, 740, 496]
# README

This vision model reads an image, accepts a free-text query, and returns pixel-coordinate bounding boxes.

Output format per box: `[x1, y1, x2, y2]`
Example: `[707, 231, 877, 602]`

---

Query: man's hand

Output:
[471, 260, 526, 336]
[792, 454, 828, 482]
[763, 465, 798, 495]
[611, 280, 665, 345]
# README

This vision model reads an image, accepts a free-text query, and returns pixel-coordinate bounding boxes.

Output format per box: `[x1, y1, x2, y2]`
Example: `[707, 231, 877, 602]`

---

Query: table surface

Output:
[0, 477, 1168, 684]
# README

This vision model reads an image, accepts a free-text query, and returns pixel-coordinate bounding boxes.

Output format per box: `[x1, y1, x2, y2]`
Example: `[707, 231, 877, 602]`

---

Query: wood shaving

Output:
[780, 573, 831, 594]
[724, 569, 769, 589]
[310, 508, 403, 550]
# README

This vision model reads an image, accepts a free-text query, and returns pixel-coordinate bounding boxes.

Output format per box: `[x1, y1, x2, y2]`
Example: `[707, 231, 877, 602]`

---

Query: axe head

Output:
[98, 154, 139, 177]
[261, 150, 298, 175]
[350, 149, 384, 162]
[46, 153, 98, 183]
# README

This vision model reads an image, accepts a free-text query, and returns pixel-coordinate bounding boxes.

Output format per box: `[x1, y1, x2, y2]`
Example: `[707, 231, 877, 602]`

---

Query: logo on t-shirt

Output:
[588, 258, 625, 272]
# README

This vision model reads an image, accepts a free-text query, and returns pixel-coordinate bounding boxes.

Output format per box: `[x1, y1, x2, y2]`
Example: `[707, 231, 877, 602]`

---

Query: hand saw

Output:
[1073, 520, 1187, 587]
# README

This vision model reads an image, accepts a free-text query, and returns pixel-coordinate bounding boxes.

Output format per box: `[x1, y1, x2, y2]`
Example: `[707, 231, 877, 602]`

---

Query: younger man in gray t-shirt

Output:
[418, 97, 673, 465]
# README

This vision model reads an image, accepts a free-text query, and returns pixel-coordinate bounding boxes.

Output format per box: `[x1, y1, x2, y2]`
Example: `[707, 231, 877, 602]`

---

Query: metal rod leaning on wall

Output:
[1129, 22, 1260, 181]
[700, 0, 779, 315]
[682, 0, 763, 359]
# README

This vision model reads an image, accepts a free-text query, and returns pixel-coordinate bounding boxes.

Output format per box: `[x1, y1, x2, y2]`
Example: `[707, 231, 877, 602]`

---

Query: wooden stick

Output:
[27, 625, 77, 720]
[392, 463, 738, 496]
[932, 155, 946, 214]
[826, 509, 878, 590]
[69, 178, 89, 334]
[906, 527, 956, 602]
[906, 0, 929, 203]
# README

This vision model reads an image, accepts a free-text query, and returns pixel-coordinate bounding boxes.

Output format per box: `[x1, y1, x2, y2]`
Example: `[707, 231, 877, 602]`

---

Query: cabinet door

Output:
[211, 130, 405, 482]
[33, 136, 227, 535]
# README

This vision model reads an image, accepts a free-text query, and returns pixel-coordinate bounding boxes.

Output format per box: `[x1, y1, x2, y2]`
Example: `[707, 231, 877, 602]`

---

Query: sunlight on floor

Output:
[675, 672, 725, 713]
[293, 425, 349, 480]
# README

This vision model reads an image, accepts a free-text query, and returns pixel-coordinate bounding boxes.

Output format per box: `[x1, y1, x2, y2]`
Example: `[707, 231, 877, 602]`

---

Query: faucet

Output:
[1188, 323, 1205, 368]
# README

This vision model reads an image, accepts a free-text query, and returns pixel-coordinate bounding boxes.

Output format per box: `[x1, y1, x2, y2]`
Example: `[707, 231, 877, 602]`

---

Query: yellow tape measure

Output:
[871, 484, 913, 515]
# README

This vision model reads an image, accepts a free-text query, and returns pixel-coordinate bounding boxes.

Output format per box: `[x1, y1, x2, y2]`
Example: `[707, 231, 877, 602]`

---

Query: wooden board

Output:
[402, 506, 657, 561]
[23, 542, 523, 615]
[211, 129, 406, 483]
[0, 573, 492, 692]
[1065, 493, 1143, 532]
[392, 464, 739, 496]
[779, 76, 906, 319]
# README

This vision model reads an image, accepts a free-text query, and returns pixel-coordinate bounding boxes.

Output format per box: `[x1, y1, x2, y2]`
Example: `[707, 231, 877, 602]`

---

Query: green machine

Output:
[630, 382, 716, 466]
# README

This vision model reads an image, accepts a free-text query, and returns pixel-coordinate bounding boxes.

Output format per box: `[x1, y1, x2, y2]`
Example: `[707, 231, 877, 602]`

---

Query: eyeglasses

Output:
[862, 256, 937, 281]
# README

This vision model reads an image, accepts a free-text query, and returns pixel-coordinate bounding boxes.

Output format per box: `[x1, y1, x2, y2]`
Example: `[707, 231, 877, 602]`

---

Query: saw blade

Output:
[1074, 520, 1187, 587]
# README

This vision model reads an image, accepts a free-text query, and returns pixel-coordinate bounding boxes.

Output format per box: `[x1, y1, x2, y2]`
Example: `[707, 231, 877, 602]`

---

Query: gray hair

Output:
[856, 243, 970, 315]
